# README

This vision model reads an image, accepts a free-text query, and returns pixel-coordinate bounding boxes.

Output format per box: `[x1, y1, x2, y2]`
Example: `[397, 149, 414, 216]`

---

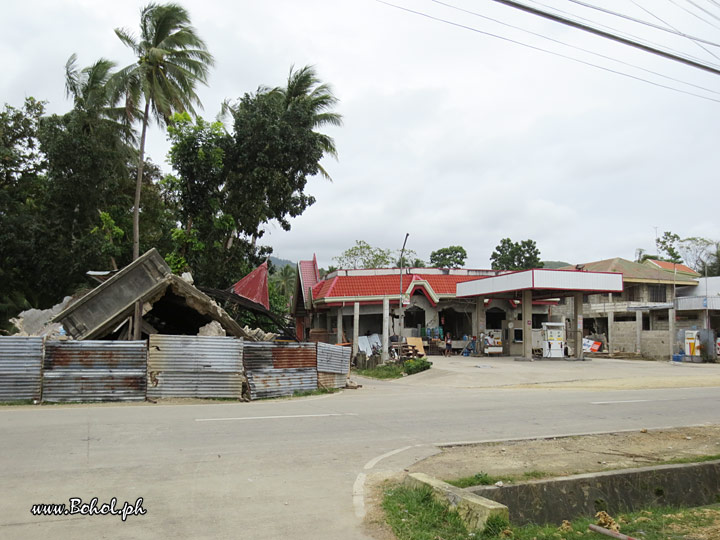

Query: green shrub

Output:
[404, 357, 432, 375]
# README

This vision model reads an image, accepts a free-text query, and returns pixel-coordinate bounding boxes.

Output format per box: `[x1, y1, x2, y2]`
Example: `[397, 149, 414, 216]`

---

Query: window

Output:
[648, 285, 666, 303]
[626, 286, 638, 301]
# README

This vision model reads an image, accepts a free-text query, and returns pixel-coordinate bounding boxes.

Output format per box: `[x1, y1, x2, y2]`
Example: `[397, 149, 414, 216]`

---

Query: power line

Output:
[666, 0, 720, 31]
[486, 0, 720, 75]
[630, 0, 720, 62]
[562, 0, 720, 49]
[687, 0, 720, 23]
[430, 0, 720, 96]
[375, 1, 720, 103]
[526, 0, 720, 64]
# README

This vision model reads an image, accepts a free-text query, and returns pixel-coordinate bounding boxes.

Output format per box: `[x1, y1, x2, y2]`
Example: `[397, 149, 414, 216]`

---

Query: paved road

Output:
[1, 356, 719, 539]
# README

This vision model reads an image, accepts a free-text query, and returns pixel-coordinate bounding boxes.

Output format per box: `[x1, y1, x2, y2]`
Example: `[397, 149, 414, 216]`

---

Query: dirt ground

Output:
[364, 425, 720, 539]
[409, 425, 720, 481]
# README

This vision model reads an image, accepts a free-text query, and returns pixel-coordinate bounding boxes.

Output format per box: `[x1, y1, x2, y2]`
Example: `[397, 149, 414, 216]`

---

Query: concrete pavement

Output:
[1, 356, 719, 539]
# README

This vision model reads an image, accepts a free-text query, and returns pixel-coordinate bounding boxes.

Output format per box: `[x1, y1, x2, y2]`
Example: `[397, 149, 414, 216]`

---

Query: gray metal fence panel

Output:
[247, 368, 318, 400]
[43, 341, 146, 402]
[316, 342, 350, 375]
[147, 335, 243, 399]
[0, 336, 43, 401]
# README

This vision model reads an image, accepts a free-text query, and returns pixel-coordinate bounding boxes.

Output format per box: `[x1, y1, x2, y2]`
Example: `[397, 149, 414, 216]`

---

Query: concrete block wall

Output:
[611, 321, 637, 353]
[640, 330, 671, 360]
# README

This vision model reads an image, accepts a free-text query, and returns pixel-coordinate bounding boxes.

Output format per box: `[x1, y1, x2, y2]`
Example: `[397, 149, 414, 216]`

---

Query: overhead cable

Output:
[430, 0, 720, 96]
[561, 0, 720, 48]
[485, 0, 720, 75]
[375, 1, 720, 103]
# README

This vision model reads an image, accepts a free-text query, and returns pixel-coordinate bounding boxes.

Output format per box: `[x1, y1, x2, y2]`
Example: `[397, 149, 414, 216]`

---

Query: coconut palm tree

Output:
[64, 54, 136, 143]
[279, 65, 342, 180]
[114, 2, 214, 259]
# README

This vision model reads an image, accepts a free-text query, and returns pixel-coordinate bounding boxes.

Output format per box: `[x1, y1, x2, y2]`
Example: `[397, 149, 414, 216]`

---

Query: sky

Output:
[2, 0, 720, 270]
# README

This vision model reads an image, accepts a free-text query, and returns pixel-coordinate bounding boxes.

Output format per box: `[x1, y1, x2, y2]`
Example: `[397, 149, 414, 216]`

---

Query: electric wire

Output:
[524, 0, 720, 66]
[430, 0, 720, 96]
[561, 0, 720, 48]
[375, 0, 720, 103]
[630, 0, 720, 62]
[666, 0, 720, 30]
[687, 0, 720, 23]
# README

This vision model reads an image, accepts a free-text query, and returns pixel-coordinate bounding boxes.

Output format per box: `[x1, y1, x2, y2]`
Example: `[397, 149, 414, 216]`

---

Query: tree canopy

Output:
[490, 238, 543, 271]
[429, 246, 467, 268]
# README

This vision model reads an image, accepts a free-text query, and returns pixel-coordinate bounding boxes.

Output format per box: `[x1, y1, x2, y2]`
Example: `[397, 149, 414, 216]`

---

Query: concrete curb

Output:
[403, 472, 508, 530]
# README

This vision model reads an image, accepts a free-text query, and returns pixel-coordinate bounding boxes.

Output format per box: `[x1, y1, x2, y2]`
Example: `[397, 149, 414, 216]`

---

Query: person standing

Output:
[445, 333, 452, 356]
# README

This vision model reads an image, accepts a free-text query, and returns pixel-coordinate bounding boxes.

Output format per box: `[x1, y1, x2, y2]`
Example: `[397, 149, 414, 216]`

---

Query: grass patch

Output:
[446, 470, 551, 488]
[383, 483, 720, 540]
[354, 357, 432, 379]
[0, 400, 35, 406]
[355, 363, 406, 379]
[292, 387, 339, 398]
[382, 484, 471, 540]
[659, 453, 720, 465]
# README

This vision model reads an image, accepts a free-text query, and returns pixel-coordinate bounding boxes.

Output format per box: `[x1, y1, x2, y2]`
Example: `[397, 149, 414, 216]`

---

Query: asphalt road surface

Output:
[1, 356, 719, 539]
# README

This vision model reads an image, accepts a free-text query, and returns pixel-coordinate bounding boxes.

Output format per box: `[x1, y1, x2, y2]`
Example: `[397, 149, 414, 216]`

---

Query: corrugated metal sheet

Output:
[317, 342, 350, 374]
[43, 341, 146, 402]
[244, 342, 319, 399]
[247, 368, 317, 399]
[317, 371, 346, 390]
[0, 336, 43, 401]
[243, 342, 317, 370]
[147, 335, 243, 399]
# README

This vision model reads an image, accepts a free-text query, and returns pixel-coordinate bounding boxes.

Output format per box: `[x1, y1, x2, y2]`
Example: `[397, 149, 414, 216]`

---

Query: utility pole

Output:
[399, 233, 410, 337]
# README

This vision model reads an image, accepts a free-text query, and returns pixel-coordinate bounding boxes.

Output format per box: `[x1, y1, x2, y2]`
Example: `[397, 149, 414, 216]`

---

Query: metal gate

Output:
[0, 336, 43, 401]
[43, 341, 146, 402]
[244, 342, 317, 399]
[147, 335, 244, 399]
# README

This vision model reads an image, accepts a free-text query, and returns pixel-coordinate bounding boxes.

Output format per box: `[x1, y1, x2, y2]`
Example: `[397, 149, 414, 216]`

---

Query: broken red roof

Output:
[231, 261, 270, 310]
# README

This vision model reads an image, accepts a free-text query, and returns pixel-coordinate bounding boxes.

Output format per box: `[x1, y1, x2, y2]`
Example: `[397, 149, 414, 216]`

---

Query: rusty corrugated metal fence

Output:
[43, 341, 147, 402]
[244, 342, 317, 399]
[1, 337, 346, 402]
[0, 337, 43, 401]
[316, 342, 350, 389]
[147, 335, 244, 399]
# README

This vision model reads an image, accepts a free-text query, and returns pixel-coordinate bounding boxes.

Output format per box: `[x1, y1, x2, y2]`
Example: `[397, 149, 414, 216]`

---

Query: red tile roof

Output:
[298, 258, 320, 300]
[312, 273, 483, 301]
[645, 259, 699, 276]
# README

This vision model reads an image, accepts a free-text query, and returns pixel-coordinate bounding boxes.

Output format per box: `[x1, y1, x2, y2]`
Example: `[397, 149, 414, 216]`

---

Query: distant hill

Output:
[542, 260, 571, 269]
[269, 256, 295, 269]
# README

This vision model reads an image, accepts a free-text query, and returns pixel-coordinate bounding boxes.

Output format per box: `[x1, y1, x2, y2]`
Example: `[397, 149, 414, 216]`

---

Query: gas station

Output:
[456, 269, 624, 360]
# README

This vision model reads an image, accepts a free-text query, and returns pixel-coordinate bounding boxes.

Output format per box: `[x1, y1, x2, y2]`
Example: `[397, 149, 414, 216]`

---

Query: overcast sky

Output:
[3, 0, 719, 270]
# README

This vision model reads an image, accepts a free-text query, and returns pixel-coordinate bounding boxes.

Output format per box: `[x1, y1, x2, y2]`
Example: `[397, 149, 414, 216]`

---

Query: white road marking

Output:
[195, 413, 358, 422]
[353, 473, 367, 518]
[591, 399, 651, 404]
[364, 445, 414, 470]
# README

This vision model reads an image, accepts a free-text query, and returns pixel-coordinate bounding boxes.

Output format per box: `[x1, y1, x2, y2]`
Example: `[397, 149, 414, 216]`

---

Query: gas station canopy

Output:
[456, 268, 623, 300]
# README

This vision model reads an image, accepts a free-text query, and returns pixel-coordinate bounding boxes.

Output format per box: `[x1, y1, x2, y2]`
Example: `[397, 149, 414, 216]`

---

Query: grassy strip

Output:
[292, 387, 340, 398]
[447, 470, 550, 489]
[354, 358, 432, 379]
[383, 483, 720, 540]
[659, 453, 720, 465]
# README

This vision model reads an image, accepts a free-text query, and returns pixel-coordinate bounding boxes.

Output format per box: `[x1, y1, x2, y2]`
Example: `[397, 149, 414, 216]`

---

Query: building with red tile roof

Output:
[291, 258, 555, 343]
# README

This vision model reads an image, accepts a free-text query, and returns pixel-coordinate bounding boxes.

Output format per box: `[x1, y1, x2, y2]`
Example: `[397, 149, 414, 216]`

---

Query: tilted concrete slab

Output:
[404, 472, 508, 530]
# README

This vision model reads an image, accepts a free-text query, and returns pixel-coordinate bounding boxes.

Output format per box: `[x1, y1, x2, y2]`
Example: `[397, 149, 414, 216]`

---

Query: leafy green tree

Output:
[396, 249, 419, 268]
[430, 246, 467, 268]
[0, 98, 47, 330]
[334, 241, 394, 269]
[271, 264, 297, 298]
[114, 2, 214, 260]
[656, 231, 682, 263]
[490, 238, 543, 270]
[222, 65, 341, 239]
